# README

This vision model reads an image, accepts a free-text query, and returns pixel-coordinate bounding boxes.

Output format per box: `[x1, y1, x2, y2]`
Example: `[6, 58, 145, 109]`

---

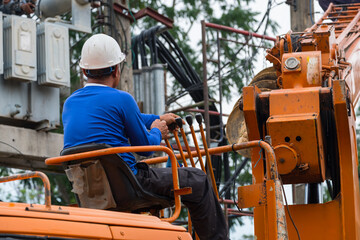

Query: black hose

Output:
[219, 158, 250, 197]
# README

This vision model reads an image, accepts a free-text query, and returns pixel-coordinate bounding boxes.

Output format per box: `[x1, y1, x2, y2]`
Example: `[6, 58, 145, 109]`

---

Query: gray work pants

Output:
[135, 162, 228, 240]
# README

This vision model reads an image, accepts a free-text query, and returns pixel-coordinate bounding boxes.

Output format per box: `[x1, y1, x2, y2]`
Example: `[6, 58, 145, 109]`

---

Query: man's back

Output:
[62, 84, 161, 173]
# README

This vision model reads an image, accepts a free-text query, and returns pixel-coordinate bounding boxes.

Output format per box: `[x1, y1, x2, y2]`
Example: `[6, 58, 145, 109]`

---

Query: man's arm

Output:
[121, 93, 167, 156]
[141, 113, 159, 129]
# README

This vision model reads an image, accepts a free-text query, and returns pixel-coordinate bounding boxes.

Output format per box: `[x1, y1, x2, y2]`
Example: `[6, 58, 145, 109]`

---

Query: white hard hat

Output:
[79, 34, 126, 70]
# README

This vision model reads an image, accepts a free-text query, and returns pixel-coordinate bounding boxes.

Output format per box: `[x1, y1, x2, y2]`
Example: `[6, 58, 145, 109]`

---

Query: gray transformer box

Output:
[3, 15, 37, 82]
[37, 22, 70, 87]
[0, 76, 60, 130]
[30, 82, 60, 130]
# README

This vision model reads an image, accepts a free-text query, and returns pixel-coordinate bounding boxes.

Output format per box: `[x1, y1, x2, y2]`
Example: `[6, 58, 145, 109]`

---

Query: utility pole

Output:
[106, 0, 134, 95]
[287, 0, 315, 204]
[288, 0, 315, 32]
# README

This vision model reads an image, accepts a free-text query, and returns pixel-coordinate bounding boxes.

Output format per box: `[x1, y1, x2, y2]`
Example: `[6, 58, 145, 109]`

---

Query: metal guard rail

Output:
[0, 171, 51, 209]
[45, 141, 277, 222]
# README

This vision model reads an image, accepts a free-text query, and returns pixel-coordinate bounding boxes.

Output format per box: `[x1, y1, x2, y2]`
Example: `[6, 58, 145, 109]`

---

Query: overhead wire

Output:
[0, 141, 33, 170]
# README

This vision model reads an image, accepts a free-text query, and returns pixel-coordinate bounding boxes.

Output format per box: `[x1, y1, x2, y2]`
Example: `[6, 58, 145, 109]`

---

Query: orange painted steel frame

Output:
[0, 172, 51, 209]
[243, 83, 360, 240]
[0, 201, 191, 239]
[244, 3, 360, 239]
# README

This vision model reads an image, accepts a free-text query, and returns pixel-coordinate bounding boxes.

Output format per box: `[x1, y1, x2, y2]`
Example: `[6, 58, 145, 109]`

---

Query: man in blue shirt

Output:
[63, 34, 227, 240]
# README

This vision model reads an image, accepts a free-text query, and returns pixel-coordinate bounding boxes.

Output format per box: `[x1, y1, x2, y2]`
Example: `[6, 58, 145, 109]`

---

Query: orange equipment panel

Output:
[281, 51, 322, 89]
[267, 113, 325, 183]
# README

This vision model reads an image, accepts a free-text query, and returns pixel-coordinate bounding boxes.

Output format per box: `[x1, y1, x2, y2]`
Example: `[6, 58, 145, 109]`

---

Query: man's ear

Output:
[82, 69, 87, 77]
[112, 65, 119, 78]
[112, 65, 121, 88]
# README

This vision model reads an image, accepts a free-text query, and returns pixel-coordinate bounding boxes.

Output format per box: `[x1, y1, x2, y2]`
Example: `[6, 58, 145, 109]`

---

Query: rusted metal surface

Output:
[274, 180, 288, 240]
[133, 7, 173, 28]
[205, 22, 276, 42]
[113, 4, 174, 29]
[0, 171, 51, 210]
[201, 20, 211, 146]
[113, 3, 135, 22]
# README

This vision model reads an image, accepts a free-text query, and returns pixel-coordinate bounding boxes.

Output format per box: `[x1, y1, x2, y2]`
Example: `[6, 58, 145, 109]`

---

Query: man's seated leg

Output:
[135, 162, 228, 240]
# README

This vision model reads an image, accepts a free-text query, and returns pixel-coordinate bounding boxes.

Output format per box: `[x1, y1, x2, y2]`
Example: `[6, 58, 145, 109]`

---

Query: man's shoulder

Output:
[112, 89, 135, 100]
[64, 87, 135, 106]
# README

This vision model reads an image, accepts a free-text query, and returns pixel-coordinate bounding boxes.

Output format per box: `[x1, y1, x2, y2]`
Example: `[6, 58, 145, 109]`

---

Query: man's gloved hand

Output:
[150, 119, 169, 139]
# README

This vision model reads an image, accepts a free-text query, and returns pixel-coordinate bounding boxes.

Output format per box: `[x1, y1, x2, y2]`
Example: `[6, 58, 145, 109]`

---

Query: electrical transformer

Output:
[3, 15, 37, 82]
[133, 65, 165, 116]
[151, 64, 165, 116]
[37, 23, 70, 87]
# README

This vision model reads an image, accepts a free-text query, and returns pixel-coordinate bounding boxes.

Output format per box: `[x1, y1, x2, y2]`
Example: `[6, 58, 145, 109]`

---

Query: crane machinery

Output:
[227, 2, 360, 239]
[0, 2, 360, 240]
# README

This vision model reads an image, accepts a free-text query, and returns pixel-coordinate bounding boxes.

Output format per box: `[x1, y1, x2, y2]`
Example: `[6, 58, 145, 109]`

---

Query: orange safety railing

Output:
[46, 145, 187, 223]
[0, 171, 52, 209]
[46, 141, 277, 225]
[144, 140, 277, 179]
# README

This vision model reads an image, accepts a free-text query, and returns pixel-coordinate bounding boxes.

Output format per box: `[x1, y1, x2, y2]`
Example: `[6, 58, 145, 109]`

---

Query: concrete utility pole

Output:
[112, 0, 134, 95]
[288, 0, 315, 32]
[287, 0, 315, 204]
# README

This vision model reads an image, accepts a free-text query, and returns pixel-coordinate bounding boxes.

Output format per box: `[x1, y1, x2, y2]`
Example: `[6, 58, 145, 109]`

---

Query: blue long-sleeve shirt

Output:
[62, 85, 161, 174]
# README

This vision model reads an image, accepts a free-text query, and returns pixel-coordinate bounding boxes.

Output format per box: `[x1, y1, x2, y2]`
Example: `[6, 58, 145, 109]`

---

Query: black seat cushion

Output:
[61, 143, 173, 212]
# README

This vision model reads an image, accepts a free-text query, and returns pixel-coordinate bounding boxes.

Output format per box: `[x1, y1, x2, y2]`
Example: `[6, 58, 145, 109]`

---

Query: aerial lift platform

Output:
[0, 2, 360, 240]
